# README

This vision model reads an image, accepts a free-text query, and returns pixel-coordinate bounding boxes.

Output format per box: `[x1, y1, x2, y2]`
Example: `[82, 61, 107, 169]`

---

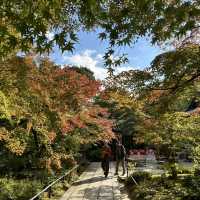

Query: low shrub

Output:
[126, 171, 152, 185]
[0, 178, 42, 200]
[126, 175, 200, 200]
[162, 163, 193, 179]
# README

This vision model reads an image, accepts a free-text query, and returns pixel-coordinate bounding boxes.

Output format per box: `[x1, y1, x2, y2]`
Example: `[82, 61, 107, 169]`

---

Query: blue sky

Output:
[49, 31, 163, 80]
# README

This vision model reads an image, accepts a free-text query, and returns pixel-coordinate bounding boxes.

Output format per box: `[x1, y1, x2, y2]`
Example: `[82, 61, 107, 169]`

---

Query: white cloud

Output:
[115, 66, 134, 74]
[46, 31, 54, 41]
[63, 49, 107, 80]
[96, 54, 103, 60]
[62, 49, 136, 80]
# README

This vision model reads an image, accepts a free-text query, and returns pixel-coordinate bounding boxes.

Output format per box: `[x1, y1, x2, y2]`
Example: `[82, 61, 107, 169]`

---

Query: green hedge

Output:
[126, 173, 200, 200]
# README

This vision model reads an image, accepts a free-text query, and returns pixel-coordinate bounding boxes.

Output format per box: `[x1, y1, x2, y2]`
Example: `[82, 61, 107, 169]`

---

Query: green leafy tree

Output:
[1, 0, 200, 62]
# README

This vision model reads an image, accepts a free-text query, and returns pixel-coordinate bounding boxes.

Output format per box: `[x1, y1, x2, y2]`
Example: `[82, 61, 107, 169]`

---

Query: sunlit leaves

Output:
[0, 91, 10, 119]
[0, 127, 29, 156]
[106, 44, 200, 114]
[2, 0, 200, 62]
[0, 127, 9, 141]
[0, 55, 114, 172]
[61, 105, 114, 142]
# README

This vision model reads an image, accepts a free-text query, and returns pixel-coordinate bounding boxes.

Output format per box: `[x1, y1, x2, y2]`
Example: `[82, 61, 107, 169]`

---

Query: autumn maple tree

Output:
[0, 55, 114, 175]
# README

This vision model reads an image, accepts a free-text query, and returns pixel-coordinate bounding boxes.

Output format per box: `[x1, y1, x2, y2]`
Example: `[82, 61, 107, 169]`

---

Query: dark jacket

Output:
[116, 144, 126, 160]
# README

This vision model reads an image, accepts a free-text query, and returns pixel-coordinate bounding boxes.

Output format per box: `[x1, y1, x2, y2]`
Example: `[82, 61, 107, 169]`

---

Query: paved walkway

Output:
[60, 162, 129, 200]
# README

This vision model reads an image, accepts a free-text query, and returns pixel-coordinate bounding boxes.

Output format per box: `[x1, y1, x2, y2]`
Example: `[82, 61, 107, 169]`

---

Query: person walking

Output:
[101, 143, 112, 178]
[114, 140, 126, 176]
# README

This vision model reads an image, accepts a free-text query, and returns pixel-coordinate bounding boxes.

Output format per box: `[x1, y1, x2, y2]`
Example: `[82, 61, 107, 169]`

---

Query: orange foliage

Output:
[60, 105, 114, 141]
[81, 106, 115, 141]
[47, 131, 57, 143]
[147, 90, 167, 103]
[28, 64, 101, 113]
[0, 56, 114, 172]
[99, 90, 110, 100]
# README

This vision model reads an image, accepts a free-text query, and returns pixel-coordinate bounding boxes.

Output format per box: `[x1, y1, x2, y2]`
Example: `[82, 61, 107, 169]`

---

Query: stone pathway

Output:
[60, 162, 129, 200]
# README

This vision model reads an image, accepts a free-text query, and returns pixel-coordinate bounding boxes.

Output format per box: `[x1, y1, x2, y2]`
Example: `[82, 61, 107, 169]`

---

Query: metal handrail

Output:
[29, 164, 79, 200]
[126, 158, 138, 185]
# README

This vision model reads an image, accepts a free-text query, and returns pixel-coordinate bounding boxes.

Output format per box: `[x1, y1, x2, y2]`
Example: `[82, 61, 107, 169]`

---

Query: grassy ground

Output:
[124, 161, 200, 200]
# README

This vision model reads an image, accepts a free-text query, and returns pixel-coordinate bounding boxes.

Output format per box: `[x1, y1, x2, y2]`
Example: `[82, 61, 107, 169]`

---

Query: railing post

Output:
[48, 186, 52, 198]
[127, 159, 129, 178]
[62, 175, 65, 183]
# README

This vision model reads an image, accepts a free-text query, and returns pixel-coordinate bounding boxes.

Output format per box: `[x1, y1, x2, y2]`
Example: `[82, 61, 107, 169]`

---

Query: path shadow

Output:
[83, 185, 115, 200]
[73, 176, 106, 186]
